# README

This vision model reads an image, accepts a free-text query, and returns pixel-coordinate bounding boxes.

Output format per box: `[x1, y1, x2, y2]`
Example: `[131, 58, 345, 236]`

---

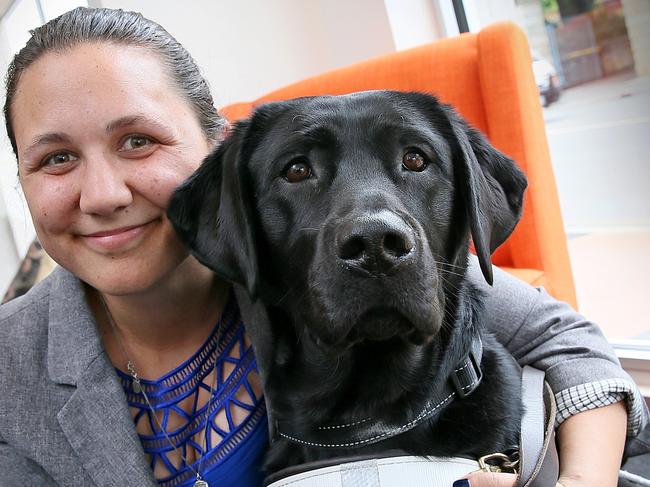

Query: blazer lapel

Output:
[47, 268, 155, 486]
[56, 354, 156, 486]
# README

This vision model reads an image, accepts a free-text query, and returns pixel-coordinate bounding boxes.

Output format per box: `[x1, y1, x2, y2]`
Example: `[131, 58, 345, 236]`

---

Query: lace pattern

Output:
[116, 294, 267, 485]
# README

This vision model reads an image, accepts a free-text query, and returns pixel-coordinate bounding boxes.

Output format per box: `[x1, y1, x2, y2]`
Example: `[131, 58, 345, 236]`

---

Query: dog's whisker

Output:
[438, 268, 466, 278]
[438, 278, 462, 300]
[438, 274, 461, 286]
[435, 261, 464, 270]
[295, 281, 321, 304]
[277, 277, 322, 307]
[276, 289, 293, 306]
[440, 275, 462, 291]
[431, 255, 466, 270]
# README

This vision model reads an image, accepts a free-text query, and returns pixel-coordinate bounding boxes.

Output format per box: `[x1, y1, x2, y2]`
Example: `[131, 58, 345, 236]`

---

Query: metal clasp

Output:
[477, 452, 519, 474]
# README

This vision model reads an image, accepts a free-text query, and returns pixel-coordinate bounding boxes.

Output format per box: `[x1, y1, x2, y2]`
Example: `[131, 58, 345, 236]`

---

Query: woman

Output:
[0, 7, 642, 487]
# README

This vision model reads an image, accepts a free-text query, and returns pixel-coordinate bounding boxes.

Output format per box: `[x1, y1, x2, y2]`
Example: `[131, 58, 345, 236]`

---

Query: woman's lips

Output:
[82, 221, 156, 252]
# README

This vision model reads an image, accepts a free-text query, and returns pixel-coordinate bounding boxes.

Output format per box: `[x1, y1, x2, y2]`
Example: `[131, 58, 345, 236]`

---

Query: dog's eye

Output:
[283, 159, 312, 183]
[402, 151, 428, 172]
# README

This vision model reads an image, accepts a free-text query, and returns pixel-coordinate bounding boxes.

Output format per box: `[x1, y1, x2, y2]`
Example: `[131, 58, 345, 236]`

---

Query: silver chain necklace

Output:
[100, 295, 220, 487]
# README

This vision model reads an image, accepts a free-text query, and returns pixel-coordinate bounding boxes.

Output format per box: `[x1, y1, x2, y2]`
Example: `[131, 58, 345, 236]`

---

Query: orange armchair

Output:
[221, 22, 577, 309]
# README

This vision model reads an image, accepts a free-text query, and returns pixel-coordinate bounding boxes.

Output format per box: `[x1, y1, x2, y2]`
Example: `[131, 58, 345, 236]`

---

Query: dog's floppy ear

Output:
[445, 107, 528, 285]
[167, 121, 259, 297]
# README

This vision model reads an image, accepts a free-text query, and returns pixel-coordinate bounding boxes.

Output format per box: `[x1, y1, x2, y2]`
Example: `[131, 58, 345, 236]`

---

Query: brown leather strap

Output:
[517, 367, 559, 487]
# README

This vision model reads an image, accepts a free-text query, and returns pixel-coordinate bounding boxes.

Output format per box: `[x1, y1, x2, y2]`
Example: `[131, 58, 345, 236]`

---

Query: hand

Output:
[452, 471, 571, 486]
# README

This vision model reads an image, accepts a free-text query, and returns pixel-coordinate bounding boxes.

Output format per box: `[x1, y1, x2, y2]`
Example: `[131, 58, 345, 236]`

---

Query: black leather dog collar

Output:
[276, 335, 483, 449]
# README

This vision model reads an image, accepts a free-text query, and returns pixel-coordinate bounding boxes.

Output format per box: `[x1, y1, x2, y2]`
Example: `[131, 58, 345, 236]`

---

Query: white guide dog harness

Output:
[266, 366, 559, 487]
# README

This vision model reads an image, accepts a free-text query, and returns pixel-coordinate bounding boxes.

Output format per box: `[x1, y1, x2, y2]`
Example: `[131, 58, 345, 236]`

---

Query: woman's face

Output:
[12, 43, 212, 295]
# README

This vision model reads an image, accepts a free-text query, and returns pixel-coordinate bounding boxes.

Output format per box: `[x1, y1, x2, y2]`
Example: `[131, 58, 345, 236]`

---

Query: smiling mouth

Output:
[81, 219, 158, 251]
[85, 223, 151, 237]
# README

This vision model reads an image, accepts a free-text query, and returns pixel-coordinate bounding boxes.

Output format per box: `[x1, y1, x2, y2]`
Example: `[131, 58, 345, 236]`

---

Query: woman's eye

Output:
[402, 151, 428, 172]
[283, 158, 312, 183]
[120, 135, 154, 151]
[42, 152, 78, 167]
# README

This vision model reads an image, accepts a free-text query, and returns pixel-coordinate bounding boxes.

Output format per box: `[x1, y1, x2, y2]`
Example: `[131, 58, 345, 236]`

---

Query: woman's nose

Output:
[78, 157, 133, 215]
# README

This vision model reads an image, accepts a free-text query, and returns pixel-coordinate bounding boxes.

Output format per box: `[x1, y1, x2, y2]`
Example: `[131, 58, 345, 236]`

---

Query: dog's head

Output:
[168, 91, 526, 352]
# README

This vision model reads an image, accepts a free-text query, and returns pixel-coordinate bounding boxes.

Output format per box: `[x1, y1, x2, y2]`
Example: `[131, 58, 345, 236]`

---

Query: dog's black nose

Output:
[336, 211, 415, 274]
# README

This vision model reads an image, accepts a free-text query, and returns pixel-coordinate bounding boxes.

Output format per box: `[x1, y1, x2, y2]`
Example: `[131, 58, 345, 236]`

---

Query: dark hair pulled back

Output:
[4, 7, 225, 157]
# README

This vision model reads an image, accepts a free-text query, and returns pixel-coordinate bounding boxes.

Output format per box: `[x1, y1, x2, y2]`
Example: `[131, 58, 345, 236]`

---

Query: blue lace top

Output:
[116, 293, 268, 486]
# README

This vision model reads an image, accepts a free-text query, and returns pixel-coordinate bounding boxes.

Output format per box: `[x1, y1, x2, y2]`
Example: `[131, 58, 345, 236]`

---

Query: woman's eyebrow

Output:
[23, 132, 71, 158]
[105, 114, 175, 134]
[22, 116, 176, 158]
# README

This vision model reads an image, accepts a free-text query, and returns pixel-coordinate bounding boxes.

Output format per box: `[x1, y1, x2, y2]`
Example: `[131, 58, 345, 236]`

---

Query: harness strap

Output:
[517, 366, 559, 487]
[266, 456, 481, 487]
[267, 365, 559, 486]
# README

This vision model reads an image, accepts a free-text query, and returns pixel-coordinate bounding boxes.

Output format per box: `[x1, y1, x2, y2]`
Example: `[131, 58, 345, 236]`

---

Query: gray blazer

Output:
[0, 256, 643, 486]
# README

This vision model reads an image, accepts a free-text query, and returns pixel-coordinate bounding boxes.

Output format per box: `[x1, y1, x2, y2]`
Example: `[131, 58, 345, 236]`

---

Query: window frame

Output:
[615, 339, 650, 398]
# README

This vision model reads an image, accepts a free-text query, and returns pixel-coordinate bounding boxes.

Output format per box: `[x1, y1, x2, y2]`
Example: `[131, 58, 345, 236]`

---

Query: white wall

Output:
[98, 0, 398, 107]
[0, 0, 41, 295]
[384, 0, 444, 51]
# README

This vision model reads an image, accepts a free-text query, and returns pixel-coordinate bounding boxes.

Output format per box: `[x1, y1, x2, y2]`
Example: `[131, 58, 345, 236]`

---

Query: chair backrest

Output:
[220, 22, 577, 308]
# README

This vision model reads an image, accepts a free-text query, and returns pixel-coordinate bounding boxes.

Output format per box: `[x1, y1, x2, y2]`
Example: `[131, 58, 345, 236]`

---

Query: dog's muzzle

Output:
[304, 208, 440, 349]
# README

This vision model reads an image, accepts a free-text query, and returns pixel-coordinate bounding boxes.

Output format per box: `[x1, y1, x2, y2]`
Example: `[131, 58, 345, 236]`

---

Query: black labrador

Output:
[167, 91, 528, 475]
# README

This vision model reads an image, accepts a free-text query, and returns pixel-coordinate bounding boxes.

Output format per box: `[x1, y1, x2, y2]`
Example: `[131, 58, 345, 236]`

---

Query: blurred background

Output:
[0, 0, 648, 384]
